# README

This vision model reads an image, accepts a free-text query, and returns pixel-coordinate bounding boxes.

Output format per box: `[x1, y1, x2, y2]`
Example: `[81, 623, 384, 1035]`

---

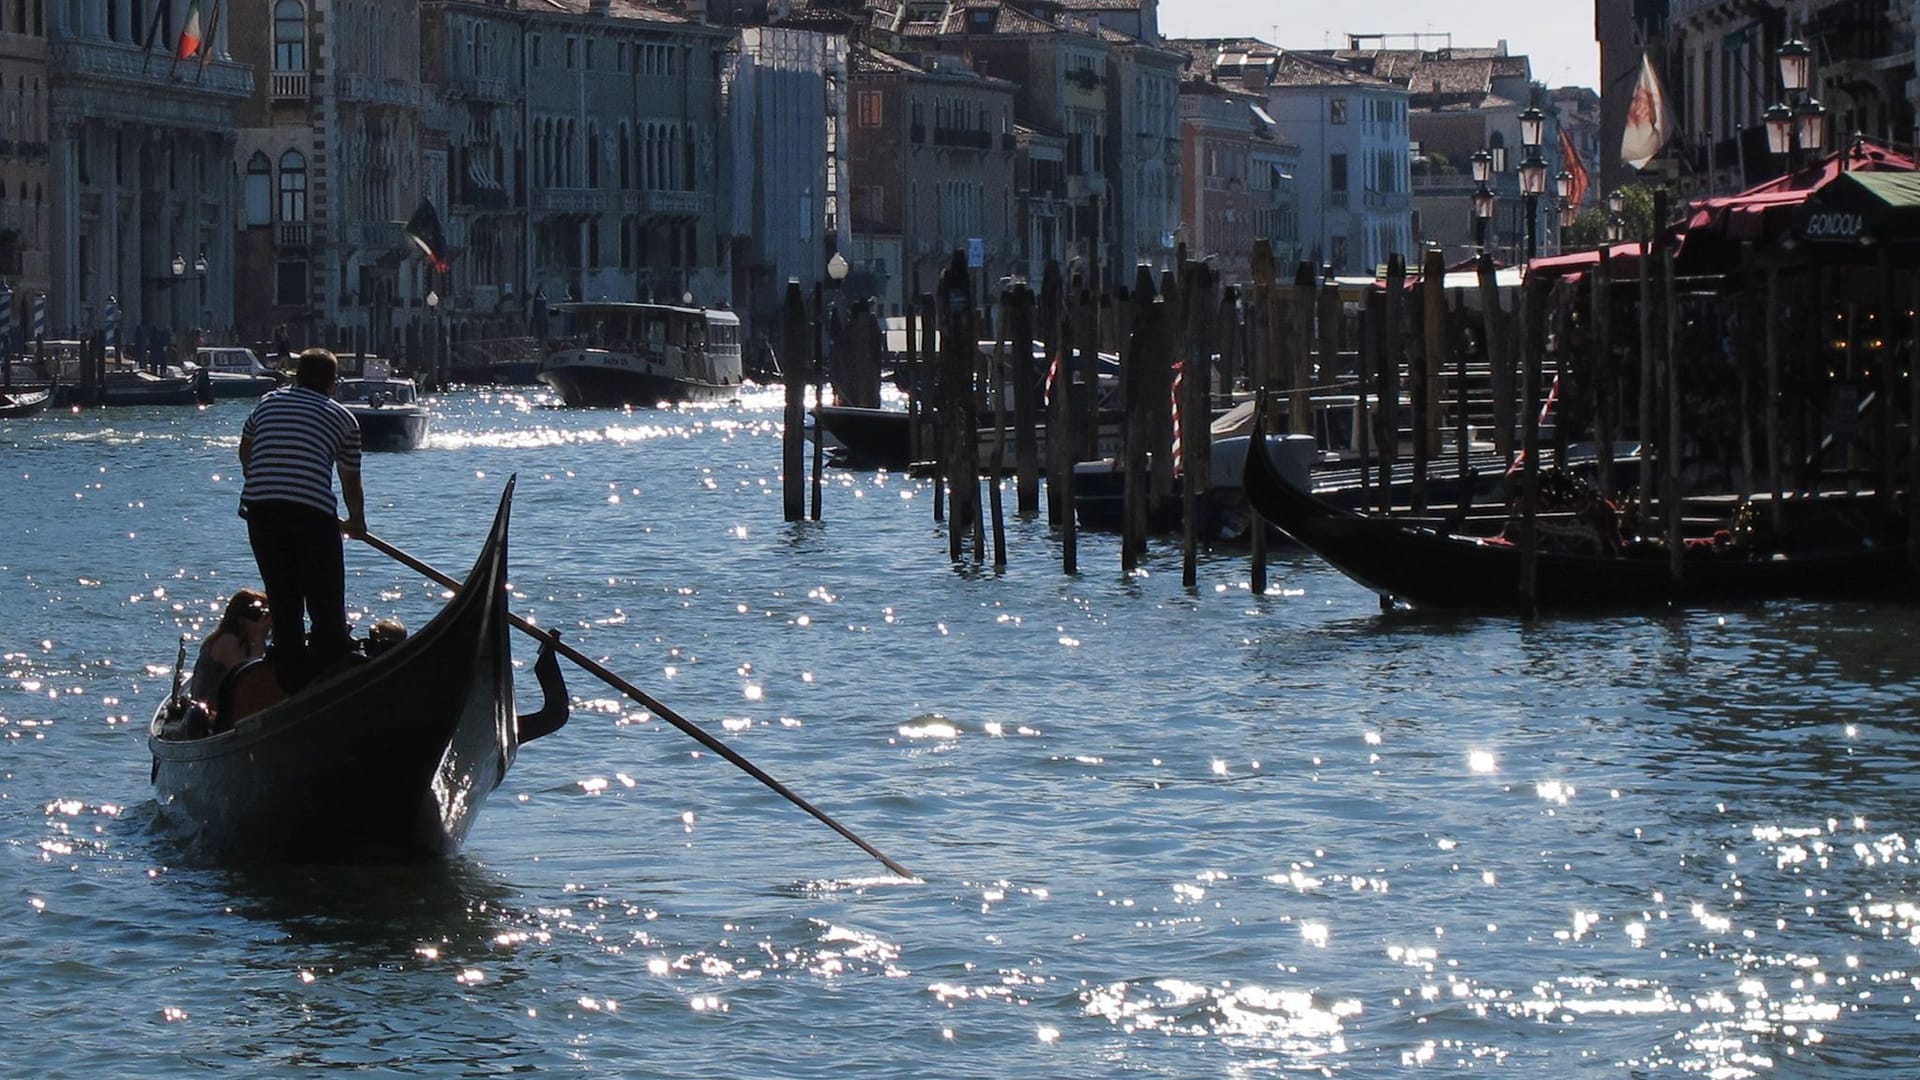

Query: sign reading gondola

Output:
[1799, 211, 1866, 242]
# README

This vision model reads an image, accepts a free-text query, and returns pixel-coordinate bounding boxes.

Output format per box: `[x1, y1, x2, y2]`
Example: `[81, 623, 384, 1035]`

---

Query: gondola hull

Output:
[0, 387, 51, 417]
[1243, 427, 1907, 610]
[148, 483, 518, 861]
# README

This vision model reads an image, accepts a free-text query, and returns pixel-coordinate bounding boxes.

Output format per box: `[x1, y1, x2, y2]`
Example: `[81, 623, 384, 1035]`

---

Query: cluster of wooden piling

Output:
[779, 219, 1920, 608]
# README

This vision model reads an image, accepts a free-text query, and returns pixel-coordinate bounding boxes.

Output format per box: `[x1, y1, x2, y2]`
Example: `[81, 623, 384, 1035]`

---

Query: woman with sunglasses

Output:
[189, 588, 271, 708]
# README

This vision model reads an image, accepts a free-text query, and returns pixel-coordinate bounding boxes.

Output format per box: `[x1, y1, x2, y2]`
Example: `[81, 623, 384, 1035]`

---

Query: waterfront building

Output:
[420, 0, 528, 349]
[1326, 41, 1554, 264]
[1177, 75, 1299, 285]
[912, 2, 1115, 286]
[227, 0, 429, 357]
[524, 1, 732, 316]
[845, 41, 1016, 315]
[49, 1, 251, 350]
[0, 6, 49, 347]
[1175, 40, 1411, 277]
[724, 24, 848, 343]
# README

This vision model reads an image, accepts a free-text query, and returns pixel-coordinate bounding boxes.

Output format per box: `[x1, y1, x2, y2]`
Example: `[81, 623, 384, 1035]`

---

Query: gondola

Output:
[149, 480, 525, 861]
[0, 386, 51, 417]
[1242, 425, 1909, 610]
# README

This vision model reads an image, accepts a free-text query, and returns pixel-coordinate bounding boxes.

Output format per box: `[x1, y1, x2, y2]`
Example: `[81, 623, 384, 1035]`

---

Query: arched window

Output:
[587, 123, 599, 188]
[274, 1, 307, 71]
[278, 150, 307, 222]
[244, 151, 272, 226]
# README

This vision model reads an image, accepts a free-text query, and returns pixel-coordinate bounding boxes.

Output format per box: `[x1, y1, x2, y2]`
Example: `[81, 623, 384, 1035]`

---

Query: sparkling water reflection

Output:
[3, 390, 1920, 1076]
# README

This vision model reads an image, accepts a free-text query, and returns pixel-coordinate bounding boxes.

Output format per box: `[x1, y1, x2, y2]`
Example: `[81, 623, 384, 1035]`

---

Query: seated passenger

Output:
[364, 617, 408, 658]
[189, 588, 270, 712]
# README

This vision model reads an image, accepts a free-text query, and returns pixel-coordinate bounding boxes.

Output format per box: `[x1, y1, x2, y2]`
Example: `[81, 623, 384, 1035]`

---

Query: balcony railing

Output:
[932, 126, 993, 150]
[533, 188, 617, 214]
[448, 72, 512, 103]
[278, 222, 309, 248]
[270, 70, 308, 101]
[49, 39, 253, 97]
[339, 72, 425, 110]
[622, 190, 709, 216]
[350, 220, 405, 249]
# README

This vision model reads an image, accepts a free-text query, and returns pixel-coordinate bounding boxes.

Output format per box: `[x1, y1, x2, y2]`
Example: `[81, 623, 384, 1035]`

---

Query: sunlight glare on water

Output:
[2, 391, 1920, 1076]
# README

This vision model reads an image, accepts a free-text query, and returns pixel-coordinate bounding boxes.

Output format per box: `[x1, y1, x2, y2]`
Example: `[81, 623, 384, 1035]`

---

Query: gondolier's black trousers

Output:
[243, 498, 351, 691]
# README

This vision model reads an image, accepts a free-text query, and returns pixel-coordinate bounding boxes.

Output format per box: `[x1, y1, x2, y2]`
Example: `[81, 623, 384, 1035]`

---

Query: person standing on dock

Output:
[237, 347, 366, 691]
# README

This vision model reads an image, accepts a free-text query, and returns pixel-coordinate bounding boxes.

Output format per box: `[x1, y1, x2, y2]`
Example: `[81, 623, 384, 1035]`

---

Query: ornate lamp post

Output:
[1769, 36, 1827, 171]
[1518, 107, 1548, 260]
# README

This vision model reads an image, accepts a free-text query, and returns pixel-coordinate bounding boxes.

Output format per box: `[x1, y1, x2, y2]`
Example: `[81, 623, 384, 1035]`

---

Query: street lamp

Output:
[1515, 106, 1549, 261]
[1770, 35, 1826, 171]
[171, 252, 187, 278]
[1519, 151, 1548, 261]
[1606, 216, 1626, 244]
[1518, 106, 1546, 152]
[1793, 96, 1829, 157]
[1777, 37, 1811, 94]
[1473, 185, 1496, 250]
[1469, 149, 1495, 250]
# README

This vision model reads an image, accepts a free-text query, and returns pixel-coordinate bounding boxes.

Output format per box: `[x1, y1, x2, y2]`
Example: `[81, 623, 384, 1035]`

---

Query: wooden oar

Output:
[358, 530, 915, 879]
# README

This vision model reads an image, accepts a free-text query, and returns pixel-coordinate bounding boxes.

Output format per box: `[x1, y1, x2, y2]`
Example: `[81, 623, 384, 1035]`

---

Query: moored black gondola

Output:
[149, 480, 527, 861]
[1242, 425, 1909, 610]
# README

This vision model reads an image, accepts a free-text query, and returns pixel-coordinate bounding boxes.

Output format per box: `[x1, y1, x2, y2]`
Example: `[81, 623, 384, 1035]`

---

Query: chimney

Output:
[590, 0, 610, 15]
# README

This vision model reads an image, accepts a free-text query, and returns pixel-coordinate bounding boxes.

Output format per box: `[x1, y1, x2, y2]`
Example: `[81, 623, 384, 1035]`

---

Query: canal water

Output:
[3, 388, 1918, 1077]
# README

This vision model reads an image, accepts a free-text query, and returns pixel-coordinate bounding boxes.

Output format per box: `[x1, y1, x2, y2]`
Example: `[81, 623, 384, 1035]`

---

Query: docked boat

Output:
[191, 346, 286, 398]
[98, 367, 213, 406]
[336, 371, 431, 451]
[537, 300, 743, 407]
[0, 385, 50, 417]
[148, 482, 524, 861]
[1240, 424, 1908, 610]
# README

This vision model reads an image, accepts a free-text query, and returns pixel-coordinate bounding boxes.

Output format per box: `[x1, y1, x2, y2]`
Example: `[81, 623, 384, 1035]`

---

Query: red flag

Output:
[1558, 126, 1589, 210]
[176, 0, 205, 61]
[1620, 52, 1676, 171]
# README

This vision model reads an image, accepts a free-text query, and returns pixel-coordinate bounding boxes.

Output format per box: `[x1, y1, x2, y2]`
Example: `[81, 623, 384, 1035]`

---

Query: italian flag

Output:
[177, 0, 205, 61]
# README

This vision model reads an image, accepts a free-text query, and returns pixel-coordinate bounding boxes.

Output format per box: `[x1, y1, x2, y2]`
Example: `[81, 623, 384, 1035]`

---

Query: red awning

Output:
[1525, 241, 1650, 282]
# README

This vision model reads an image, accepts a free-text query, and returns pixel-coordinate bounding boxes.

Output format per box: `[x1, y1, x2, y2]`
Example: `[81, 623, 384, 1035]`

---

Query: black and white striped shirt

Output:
[240, 386, 361, 516]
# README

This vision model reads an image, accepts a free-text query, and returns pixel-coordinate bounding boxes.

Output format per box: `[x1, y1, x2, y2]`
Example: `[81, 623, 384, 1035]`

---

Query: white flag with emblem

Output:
[1620, 52, 1677, 171]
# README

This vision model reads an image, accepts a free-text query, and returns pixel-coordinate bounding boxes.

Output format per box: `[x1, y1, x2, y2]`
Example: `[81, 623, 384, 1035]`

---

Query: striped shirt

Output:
[240, 386, 361, 517]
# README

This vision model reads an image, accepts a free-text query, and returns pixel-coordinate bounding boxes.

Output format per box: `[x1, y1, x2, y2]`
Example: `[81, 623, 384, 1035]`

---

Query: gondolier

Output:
[238, 347, 366, 691]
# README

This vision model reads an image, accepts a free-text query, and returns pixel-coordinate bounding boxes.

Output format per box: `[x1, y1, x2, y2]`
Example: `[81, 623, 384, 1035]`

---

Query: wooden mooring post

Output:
[781, 281, 807, 522]
[1006, 280, 1040, 517]
[938, 253, 981, 561]
[1248, 241, 1275, 594]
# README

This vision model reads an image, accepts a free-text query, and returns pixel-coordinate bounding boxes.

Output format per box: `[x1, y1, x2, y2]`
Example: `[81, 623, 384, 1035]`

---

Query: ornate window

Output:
[278, 150, 307, 222]
[244, 151, 271, 226]
[273, 1, 307, 71]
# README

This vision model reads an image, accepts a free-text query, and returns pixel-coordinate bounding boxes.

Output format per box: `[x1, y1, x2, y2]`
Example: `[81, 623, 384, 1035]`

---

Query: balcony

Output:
[270, 70, 308, 101]
[278, 222, 309, 249]
[350, 220, 405, 249]
[533, 188, 618, 214]
[339, 72, 425, 110]
[49, 39, 253, 99]
[622, 190, 710, 216]
[448, 72, 512, 103]
[932, 126, 994, 151]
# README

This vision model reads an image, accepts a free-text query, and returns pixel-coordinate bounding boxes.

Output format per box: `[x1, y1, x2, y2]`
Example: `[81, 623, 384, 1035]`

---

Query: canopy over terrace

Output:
[1674, 140, 1918, 275]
